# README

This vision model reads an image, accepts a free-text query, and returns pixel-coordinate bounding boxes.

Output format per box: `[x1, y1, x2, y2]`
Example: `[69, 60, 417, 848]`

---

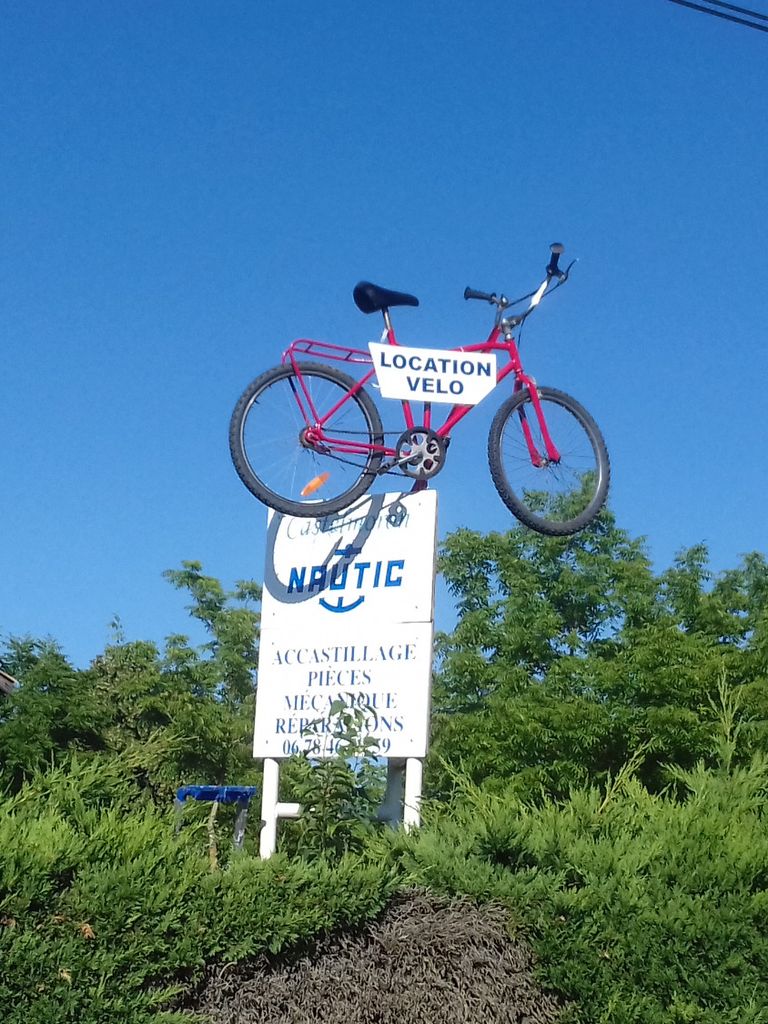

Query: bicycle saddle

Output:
[353, 281, 420, 315]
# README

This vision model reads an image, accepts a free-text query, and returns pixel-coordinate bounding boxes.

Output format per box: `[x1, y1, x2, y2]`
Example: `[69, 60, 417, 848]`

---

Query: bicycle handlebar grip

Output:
[464, 287, 495, 303]
[547, 242, 565, 276]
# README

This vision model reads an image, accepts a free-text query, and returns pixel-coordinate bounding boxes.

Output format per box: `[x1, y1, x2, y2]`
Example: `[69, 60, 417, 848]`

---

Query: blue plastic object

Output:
[176, 785, 258, 805]
[174, 785, 259, 850]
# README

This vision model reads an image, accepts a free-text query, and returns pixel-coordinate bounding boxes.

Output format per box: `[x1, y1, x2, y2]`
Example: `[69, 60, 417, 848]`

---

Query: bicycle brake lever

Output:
[558, 258, 578, 282]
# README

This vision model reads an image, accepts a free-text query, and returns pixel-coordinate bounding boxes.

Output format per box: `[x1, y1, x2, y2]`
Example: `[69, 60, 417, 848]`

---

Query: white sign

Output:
[254, 622, 433, 759]
[369, 342, 497, 405]
[255, 491, 437, 760]
[261, 491, 437, 626]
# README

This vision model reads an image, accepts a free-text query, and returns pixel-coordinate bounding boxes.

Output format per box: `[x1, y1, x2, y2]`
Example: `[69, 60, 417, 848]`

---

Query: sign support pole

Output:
[378, 758, 405, 824]
[260, 757, 280, 859]
[403, 757, 423, 830]
[259, 758, 302, 859]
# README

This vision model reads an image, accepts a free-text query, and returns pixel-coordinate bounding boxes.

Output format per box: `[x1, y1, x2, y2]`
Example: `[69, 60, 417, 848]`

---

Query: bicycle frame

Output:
[281, 321, 562, 469]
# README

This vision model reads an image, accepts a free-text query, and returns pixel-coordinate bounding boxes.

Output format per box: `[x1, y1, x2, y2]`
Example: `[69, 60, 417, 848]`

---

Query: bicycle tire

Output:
[488, 386, 610, 536]
[229, 361, 384, 517]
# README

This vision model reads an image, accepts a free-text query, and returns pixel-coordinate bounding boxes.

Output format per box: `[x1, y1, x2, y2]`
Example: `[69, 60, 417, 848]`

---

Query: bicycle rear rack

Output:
[282, 339, 373, 366]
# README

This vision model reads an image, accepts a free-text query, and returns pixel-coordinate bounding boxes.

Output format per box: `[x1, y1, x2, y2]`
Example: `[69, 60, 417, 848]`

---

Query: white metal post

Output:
[260, 757, 280, 859]
[259, 758, 302, 859]
[233, 800, 250, 850]
[403, 757, 423, 830]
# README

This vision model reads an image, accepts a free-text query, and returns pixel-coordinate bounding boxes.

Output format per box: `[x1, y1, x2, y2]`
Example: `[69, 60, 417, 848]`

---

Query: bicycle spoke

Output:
[489, 388, 608, 533]
[231, 363, 382, 514]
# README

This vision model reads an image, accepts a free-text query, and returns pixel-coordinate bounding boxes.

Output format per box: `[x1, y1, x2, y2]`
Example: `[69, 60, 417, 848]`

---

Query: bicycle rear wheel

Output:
[488, 386, 610, 536]
[229, 361, 384, 517]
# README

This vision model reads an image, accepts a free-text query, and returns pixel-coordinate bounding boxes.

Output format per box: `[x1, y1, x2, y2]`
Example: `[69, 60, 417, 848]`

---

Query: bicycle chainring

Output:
[394, 427, 448, 480]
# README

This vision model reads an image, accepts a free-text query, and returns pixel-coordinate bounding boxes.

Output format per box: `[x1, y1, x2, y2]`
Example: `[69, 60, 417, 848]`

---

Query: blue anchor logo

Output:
[319, 545, 364, 613]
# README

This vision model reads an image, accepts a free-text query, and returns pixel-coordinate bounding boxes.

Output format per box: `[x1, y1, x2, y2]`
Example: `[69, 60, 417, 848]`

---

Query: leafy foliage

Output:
[3, 523, 768, 1021]
[429, 510, 768, 798]
[378, 752, 768, 1024]
[0, 562, 261, 797]
[281, 702, 386, 859]
[0, 759, 395, 1024]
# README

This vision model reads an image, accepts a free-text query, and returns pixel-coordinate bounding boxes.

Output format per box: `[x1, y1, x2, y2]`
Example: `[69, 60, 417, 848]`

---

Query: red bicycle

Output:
[229, 244, 610, 536]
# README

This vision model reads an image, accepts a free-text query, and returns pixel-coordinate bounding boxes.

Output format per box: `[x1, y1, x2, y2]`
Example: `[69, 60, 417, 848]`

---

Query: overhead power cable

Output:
[665, 0, 768, 31]
[702, 0, 768, 20]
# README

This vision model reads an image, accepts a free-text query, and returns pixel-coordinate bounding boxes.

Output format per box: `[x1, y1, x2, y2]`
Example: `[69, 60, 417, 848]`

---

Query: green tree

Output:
[0, 640, 109, 790]
[0, 563, 261, 798]
[428, 511, 768, 798]
[162, 560, 260, 705]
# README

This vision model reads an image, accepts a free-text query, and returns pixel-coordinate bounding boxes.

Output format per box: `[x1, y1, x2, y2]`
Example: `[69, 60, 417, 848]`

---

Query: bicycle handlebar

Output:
[464, 242, 569, 312]
[547, 242, 565, 278]
[463, 286, 497, 304]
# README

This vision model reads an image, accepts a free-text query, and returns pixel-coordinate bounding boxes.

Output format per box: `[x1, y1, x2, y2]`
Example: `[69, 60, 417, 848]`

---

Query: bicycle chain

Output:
[306, 429, 417, 478]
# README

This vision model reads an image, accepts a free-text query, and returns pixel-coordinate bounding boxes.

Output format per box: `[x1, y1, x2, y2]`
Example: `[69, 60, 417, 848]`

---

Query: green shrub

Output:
[0, 760, 396, 1023]
[4, 751, 768, 1022]
[378, 758, 768, 1024]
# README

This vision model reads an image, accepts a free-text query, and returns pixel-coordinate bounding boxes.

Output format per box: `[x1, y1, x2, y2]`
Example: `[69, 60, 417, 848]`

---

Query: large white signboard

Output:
[255, 491, 437, 760]
[368, 342, 497, 405]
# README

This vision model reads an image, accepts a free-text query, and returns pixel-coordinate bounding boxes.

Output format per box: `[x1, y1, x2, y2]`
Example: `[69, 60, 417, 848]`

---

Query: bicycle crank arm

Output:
[376, 455, 414, 474]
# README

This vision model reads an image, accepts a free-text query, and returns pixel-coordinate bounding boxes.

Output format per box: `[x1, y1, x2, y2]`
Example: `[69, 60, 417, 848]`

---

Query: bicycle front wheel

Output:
[488, 386, 610, 536]
[229, 361, 384, 517]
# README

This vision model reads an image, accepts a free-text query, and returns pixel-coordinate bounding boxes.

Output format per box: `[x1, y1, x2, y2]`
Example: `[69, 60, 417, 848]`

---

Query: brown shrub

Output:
[186, 890, 564, 1023]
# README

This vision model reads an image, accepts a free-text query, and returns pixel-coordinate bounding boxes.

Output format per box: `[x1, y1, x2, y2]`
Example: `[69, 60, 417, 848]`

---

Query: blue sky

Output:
[3, 0, 767, 667]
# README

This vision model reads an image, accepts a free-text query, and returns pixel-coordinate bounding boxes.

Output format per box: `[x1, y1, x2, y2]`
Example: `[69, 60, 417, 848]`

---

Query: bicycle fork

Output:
[514, 379, 561, 467]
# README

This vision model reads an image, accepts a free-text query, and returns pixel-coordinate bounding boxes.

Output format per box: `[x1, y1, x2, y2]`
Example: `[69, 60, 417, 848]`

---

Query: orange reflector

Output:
[300, 472, 330, 497]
